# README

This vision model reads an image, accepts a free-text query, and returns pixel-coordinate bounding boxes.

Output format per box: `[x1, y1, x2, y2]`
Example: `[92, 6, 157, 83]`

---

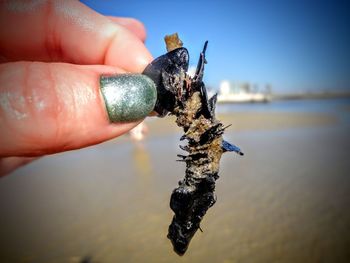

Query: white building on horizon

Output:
[217, 80, 271, 103]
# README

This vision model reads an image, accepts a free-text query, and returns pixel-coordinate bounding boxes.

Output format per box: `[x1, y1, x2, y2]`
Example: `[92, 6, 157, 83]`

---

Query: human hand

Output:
[0, 0, 155, 175]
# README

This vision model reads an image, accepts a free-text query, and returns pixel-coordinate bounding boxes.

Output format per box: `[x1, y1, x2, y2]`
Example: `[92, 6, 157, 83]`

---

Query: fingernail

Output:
[100, 74, 157, 122]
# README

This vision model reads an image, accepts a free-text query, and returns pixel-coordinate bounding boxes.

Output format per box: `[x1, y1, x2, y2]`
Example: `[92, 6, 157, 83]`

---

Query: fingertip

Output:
[99, 74, 157, 123]
[103, 25, 153, 72]
[60, 1, 153, 72]
[0, 1, 153, 72]
[108, 16, 147, 42]
[0, 62, 146, 157]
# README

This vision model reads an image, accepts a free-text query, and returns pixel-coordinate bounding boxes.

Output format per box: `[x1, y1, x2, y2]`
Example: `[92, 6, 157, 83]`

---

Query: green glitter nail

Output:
[100, 74, 157, 122]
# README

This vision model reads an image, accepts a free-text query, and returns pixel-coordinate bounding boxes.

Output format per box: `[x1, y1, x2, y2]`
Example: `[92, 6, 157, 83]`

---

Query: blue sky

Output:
[82, 0, 350, 93]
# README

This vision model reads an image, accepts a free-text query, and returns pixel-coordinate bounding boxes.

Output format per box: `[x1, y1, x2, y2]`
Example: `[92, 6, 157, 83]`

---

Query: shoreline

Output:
[271, 91, 350, 101]
[142, 111, 339, 138]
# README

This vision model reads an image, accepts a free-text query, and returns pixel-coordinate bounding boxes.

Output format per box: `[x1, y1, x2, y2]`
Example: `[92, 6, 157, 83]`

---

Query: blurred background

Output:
[0, 0, 349, 262]
[83, 0, 350, 94]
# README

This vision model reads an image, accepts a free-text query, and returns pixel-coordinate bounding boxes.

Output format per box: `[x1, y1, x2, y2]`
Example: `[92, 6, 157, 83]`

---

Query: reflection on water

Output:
[132, 142, 153, 178]
[0, 99, 349, 262]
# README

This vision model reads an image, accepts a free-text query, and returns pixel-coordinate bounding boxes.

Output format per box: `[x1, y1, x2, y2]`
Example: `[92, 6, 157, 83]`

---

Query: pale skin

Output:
[0, 0, 154, 176]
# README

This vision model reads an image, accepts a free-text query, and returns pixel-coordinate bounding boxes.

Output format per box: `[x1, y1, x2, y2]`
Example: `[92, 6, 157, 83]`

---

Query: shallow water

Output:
[0, 99, 349, 263]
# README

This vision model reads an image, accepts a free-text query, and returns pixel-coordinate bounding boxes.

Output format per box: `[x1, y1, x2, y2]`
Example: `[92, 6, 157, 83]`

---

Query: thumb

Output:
[0, 62, 157, 157]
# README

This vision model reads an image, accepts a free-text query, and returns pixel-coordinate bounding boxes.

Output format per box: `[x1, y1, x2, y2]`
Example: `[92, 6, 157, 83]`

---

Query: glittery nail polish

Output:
[100, 74, 157, 122]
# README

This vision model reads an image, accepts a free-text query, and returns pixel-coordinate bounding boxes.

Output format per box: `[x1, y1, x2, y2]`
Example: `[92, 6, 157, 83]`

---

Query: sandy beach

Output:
[0, 99, 349, 263]
[145, 111, 338, 134]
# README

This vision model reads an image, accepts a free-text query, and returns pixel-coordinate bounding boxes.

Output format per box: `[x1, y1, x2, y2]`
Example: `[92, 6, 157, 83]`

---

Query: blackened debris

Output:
[143, 33, 243, 255]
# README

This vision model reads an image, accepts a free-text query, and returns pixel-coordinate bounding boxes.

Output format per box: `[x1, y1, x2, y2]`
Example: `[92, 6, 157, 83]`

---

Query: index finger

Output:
[0, 1, 152, 72]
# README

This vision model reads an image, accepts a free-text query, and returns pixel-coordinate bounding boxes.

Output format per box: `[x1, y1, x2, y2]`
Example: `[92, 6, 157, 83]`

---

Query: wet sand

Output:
[145, 111, 338, 135]
[0, 105, 349, 262]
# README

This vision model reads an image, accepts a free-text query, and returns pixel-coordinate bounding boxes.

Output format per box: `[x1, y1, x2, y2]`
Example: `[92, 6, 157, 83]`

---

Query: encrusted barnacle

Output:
[143, 33, 243, 255]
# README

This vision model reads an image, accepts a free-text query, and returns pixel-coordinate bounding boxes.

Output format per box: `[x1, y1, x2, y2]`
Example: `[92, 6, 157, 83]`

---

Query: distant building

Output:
[217, 80, 271, 103]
